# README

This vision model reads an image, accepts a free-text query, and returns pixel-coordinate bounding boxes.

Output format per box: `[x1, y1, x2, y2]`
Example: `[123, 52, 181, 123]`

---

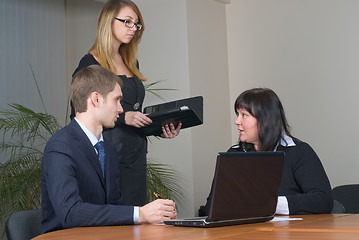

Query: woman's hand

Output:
[125, 111, 152, 128]
[161, 122, 182, 139]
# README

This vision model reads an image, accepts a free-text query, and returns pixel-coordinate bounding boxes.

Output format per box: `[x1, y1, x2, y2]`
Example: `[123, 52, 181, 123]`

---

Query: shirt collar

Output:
[280, 132, 295, 147]
[74, 117, 104, 147]
[274, 132, 296, 151]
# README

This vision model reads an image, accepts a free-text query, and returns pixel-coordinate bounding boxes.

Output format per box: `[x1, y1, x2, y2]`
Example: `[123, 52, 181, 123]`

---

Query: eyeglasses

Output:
[114, 18, 142, 30]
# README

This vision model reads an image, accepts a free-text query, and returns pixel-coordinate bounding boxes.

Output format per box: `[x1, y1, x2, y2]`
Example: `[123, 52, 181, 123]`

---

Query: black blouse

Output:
[71, 53, 145, 127]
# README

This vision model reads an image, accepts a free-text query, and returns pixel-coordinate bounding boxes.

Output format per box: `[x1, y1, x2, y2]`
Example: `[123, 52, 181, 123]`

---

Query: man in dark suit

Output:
[41, 65, 177, 234]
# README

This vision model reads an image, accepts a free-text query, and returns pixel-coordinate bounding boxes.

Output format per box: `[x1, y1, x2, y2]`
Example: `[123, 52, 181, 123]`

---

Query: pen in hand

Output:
[154, 192, 177, 219]
[153, 192, 164, 199]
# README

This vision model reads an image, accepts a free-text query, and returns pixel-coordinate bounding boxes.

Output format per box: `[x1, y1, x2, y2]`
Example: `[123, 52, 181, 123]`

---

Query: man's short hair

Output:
[71, 65, 123, 113]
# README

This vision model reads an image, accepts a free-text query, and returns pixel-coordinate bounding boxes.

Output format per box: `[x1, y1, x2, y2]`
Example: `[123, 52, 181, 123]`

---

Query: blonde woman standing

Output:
[71, 0, 181, 206]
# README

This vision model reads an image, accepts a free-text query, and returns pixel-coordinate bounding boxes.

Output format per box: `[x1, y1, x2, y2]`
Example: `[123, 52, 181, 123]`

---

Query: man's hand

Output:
[139, 199, 177, 224]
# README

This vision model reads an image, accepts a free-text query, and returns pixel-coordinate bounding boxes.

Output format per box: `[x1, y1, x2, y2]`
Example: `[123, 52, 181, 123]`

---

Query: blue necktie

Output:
[94, 141, 105, 177]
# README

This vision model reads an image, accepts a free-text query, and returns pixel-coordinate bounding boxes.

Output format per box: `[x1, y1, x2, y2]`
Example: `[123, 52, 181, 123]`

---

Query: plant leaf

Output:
[147, 160, 185, 209]
[144, 80, 177, 101]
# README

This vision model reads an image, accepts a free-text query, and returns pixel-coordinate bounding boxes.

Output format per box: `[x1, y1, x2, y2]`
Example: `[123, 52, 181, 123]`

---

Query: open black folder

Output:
[141, 96, 203, 136]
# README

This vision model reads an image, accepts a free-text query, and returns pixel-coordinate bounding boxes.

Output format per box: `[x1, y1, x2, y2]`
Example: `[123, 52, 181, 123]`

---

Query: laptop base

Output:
[164, 215, 274, 228]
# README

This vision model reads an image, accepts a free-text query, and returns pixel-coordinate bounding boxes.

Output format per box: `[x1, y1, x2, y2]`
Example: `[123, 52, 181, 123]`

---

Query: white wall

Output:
[136, 0, 231, 217]
[226, 0, 359, 188]
[0, 0, 67, 126]
[186, 0, 232, 215]
[135, 0, 194, 217]
[65, 0, 104, 95]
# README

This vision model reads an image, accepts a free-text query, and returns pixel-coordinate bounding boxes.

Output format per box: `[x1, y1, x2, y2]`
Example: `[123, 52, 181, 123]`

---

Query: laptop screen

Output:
[208, 152, 284, 221]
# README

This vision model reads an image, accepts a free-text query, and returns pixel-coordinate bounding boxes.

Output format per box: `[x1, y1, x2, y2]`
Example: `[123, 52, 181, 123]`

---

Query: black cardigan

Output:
[203, 139, 333, 215]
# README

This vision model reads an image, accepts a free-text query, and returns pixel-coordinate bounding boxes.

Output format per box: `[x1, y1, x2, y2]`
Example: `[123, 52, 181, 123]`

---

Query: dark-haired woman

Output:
[203, 88, 333, 215]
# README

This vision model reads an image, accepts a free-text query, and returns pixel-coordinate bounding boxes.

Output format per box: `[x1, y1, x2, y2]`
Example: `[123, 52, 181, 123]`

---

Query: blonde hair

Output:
[89, 0, 146, 81]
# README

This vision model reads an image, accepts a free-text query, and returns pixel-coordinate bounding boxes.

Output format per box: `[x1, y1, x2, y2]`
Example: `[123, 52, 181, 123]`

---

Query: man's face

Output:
[99, 83, 123, 128]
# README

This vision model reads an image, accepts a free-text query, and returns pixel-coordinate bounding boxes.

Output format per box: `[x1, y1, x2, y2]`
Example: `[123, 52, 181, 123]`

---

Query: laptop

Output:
[164, 151, 285, 227]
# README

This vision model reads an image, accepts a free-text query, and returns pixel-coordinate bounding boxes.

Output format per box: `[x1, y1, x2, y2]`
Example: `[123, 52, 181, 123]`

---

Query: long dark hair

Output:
[234, 88, 293, 151]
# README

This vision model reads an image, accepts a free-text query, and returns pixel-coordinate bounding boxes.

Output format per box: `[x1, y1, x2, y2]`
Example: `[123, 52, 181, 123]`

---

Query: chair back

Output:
[331, 200, 345, 214]
[332, 184, 359, 213]
[5, 209, 42, 240]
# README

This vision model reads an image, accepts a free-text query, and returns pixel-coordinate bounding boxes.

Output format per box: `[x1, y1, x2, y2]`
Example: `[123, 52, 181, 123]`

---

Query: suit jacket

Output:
[41, 120, 134, 233]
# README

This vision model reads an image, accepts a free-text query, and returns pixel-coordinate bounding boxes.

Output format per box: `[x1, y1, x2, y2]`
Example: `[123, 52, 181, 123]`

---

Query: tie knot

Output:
[95, 141, 105, 152]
